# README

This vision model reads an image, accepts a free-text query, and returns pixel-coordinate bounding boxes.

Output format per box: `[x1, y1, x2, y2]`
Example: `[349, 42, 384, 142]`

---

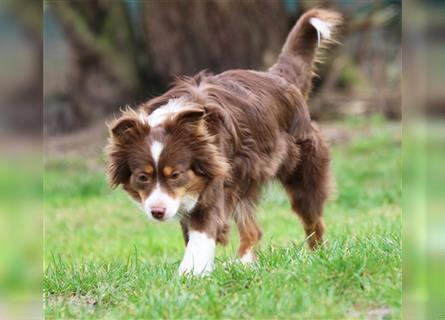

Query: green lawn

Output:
[44, 116, 401, 319]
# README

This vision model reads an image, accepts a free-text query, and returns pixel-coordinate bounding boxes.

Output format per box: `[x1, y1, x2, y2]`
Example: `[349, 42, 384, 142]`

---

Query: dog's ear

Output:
[110, 117, 136, 137]
[109, 116, 148, 142]
[173, 107, 206, 126]
[106, 149, 131, 188]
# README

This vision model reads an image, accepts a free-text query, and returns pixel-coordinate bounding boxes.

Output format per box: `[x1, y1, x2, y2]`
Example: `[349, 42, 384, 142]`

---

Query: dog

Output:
[106, 9, 342, 275]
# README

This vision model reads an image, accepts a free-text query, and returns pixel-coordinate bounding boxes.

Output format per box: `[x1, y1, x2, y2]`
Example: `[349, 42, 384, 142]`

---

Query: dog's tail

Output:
[269, 9, 342, 98]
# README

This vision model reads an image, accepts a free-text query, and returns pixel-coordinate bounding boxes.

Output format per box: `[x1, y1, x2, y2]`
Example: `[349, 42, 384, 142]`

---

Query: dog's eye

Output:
[136, 173, 150, 183]
[170, 171, 180, 180]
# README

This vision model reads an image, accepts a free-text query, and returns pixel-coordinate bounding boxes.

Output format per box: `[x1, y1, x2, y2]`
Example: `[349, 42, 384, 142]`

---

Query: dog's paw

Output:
[178, 230, 216, 276]
[239, 249, 256, 264]
[178, 258, 213, 276]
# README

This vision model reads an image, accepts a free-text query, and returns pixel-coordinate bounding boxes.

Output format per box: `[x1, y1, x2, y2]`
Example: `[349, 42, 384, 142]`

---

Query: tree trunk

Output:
[47, 0, 142, 133]
[141, 0, 288, 81]
[46, 0, 289, 133]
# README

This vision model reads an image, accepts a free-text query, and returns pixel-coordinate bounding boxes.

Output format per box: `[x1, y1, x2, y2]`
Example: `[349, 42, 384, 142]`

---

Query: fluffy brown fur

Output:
[106, 9, 342, 262]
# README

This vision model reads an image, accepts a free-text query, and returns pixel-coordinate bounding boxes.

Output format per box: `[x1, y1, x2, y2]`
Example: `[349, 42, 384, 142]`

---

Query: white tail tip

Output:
[309, 17, 332, 47]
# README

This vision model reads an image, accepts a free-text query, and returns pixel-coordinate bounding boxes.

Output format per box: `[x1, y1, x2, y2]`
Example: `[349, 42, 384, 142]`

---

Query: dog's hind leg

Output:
[280, 132, 332, 250]
[234, 199, 262, 263]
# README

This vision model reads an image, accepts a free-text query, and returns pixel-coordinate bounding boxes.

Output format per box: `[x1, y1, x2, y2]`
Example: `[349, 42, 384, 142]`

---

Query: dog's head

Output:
[106, 100, 228, 221]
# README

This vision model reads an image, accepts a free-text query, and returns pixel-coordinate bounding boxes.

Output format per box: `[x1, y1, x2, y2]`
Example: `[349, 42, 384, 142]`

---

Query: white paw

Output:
[240, 249, 255, 264]
[178, 231, 215, 276]
[178, 258, 213, 276]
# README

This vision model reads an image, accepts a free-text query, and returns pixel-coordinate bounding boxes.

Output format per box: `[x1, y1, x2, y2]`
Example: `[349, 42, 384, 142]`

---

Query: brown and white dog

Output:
[106, 9, 342, 275]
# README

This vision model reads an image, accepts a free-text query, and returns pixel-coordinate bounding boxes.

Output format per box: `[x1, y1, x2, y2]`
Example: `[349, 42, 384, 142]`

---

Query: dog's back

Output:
[140, 9, 342, 184]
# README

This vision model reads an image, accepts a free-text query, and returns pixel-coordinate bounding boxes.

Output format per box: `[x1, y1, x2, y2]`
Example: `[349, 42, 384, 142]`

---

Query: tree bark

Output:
[47, 0, 142, 133]
[141, 0, 288, 81]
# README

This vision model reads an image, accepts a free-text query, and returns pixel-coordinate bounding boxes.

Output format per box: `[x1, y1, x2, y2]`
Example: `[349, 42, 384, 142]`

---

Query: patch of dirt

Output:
[367, 307, 393, 319]
[349, 306, 393, 319]
[46, 119, 109, 159]
[46, 294, 97, 314]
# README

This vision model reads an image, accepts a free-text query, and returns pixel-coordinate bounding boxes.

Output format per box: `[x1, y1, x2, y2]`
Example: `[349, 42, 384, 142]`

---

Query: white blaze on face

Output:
[142, 139, 199, 220]
[150, 140, 164, 166]
[179, 231, 216, 276]
[143, 140, 180, 220]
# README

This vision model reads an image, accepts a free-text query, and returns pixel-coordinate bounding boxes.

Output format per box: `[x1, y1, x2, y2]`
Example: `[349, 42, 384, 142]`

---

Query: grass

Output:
[44, 116, 401, 319]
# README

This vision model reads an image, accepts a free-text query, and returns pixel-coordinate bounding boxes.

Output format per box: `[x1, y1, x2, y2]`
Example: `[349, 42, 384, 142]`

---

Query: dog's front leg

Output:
[179, 180, 226, 276]
[178, 204, 222, 276]
[178, 225, 216, 276]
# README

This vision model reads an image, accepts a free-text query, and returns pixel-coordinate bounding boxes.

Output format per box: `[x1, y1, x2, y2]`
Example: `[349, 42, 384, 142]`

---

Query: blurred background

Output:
[43, 0, 401, 136]
[0, 1, 42, 319]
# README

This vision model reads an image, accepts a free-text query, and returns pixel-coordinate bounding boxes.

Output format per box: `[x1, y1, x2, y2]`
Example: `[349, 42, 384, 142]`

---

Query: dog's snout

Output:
[143, 188, 181, 221]
[151, 207, 166, 220]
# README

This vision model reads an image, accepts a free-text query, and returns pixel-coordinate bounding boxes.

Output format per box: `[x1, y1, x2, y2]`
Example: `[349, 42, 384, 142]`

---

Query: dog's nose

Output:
[151, 207, 166, 220]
